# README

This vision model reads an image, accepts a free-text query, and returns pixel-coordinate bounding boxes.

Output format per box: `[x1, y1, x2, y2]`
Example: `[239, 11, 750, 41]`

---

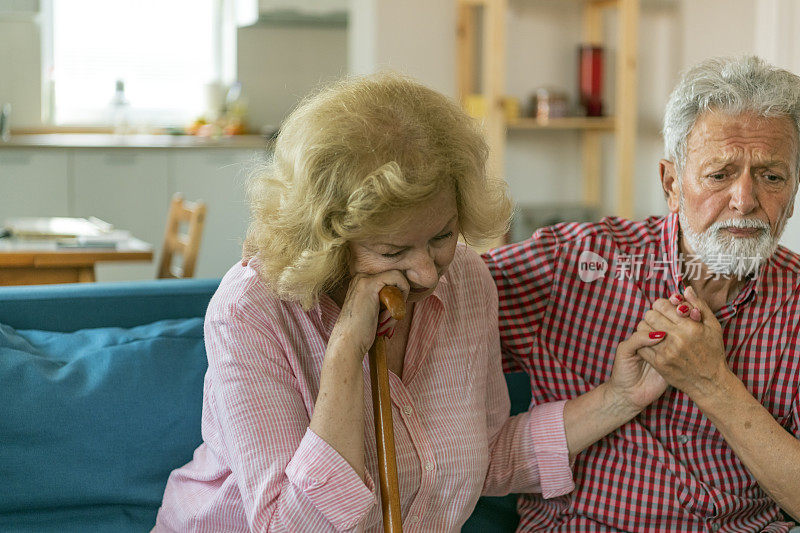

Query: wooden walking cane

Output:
[369, 286, 406, 532]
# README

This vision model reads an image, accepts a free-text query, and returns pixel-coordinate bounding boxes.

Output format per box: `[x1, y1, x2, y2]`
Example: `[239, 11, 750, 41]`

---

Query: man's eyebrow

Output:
[700, 156, 733, 168]
[752, 158, 791, 169]
[700, 156, 791, 169]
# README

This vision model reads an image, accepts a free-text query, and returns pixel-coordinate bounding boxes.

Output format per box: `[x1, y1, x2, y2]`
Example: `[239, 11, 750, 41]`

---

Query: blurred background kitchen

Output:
[2, 0, 800, 284]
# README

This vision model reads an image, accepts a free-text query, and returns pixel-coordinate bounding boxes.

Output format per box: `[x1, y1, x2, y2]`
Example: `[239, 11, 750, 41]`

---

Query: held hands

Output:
[328, 271, 409, 359]
[635, 287, 730, 401]
[608, 290, 709, 414]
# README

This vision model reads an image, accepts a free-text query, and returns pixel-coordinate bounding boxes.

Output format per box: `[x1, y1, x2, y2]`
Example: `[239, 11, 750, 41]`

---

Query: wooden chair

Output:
[157, 194, 207, 279]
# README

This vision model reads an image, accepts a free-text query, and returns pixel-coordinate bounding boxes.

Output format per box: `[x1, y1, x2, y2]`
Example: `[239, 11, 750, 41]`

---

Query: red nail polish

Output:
[678, 304, 690, 313]
[649, 331, 666, 339]
[379, 316, 390, 327]
[388, 329, 394, 339]
[673, 293, 683, 302]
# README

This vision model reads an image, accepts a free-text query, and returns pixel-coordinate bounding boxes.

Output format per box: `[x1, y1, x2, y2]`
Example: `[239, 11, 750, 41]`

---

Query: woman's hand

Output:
[667, 291, 703, 322]
[310, 271, 408, 479]
[328, 271, 409, 360]
[606, 329, 669, 416]
[605, 291, 703, 414]
[564, 326, 668, 457]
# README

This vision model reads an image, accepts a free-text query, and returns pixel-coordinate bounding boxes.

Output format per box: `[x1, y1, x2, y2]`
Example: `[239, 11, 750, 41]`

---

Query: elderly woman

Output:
[154, 73, 668, 532]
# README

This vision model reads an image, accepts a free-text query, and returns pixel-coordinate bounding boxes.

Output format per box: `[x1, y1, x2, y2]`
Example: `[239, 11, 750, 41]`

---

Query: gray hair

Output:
[662, 55, 800, 176]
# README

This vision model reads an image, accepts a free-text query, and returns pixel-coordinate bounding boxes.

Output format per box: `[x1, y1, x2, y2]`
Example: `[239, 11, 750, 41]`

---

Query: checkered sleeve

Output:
[482, 226, 562, 373]
[480, 243, 573, 498]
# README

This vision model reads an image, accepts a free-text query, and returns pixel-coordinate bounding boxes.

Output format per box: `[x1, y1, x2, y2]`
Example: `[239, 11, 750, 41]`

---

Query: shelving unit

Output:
[456, 0, 640, 224]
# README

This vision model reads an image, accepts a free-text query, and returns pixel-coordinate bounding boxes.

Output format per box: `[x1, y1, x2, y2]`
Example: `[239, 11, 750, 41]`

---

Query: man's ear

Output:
[659, 159, 680, 213]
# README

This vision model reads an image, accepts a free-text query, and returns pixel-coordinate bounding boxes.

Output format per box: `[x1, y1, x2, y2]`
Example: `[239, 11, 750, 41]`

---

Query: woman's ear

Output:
[659, 159, 680, 213]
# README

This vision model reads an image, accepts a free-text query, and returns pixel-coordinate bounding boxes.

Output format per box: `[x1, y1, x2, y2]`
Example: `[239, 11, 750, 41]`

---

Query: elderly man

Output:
[484, 55, 800, 531]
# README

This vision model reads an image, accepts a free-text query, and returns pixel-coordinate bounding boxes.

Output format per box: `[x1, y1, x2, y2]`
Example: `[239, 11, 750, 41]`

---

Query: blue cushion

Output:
[0, 318, 207, 532]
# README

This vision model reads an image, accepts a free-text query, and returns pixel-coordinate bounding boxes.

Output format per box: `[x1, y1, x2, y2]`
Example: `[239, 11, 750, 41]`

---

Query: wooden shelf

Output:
[507, 116, 616, 131]
[456, 0, 640, 221]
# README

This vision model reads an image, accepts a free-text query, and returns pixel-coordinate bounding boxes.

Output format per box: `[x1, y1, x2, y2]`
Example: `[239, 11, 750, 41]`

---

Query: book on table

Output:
[2, 217, 129, 248]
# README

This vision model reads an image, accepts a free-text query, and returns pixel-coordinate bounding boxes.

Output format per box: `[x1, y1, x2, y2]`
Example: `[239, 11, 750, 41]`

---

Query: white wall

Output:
[237, 23, 348, 129]
[0, 12, 41, 128]
[349, 0, 455, 98]
[751, 0, 800, 252]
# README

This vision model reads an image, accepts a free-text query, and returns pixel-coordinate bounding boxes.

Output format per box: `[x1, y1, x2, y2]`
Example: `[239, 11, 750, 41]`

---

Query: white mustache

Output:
[709, 218, 770, 233]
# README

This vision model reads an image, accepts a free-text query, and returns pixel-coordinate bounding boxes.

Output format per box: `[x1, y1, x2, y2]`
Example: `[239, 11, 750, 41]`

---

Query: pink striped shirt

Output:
[154, 244, 572, 532]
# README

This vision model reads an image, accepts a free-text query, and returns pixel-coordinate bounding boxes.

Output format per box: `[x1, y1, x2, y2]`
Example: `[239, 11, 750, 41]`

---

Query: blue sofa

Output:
[0, 279, 529, 532]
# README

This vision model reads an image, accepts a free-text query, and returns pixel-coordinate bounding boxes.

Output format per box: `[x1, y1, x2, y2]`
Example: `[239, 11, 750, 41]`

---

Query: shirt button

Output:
[710, 523, 720, 532]
[425, 461, 435, 471]
[409, 516, 420, 523]
[677, 434, 690, 444]
[403, 405, 413, 416]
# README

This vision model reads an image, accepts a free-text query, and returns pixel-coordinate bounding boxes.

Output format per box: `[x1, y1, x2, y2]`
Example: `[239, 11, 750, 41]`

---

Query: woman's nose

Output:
[405, 248, 438, 287]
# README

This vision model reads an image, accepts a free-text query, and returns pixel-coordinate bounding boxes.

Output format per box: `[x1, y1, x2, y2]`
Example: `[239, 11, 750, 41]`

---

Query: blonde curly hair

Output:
[243, 72, 512, 308]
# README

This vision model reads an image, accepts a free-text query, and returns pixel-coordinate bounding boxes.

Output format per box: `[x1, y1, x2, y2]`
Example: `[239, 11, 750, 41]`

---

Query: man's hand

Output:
[636, 287, 731, 401]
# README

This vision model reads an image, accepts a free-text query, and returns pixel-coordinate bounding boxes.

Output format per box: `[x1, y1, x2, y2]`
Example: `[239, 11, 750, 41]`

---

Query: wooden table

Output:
[0, 237, 153, 286]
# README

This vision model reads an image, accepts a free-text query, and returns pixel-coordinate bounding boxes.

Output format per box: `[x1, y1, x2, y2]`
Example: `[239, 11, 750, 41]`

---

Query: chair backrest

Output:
[157, 194, 207, 279]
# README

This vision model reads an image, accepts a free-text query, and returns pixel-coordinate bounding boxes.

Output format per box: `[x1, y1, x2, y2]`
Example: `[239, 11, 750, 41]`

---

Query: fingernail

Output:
[379, 316, 391, 327]
[388, 328, 394, 339]
[672, 293, 683, 302]
[649, 331, 666, 339]
[377, 328, 388, 337]
[678, 304, 690, 313]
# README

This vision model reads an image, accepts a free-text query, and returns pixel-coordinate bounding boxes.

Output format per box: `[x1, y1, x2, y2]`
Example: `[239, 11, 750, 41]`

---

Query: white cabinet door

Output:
[171, 149, 260, 279]
[0, 149, 70, 221]
[73, 149, 169, 281]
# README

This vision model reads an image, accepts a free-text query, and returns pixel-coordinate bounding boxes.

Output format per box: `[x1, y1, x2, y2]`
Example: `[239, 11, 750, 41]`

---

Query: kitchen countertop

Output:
[0, 134, 271, 150]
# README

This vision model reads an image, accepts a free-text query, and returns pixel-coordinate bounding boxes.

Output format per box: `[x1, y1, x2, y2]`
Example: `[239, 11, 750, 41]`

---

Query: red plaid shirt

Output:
[483, 213, 800, 532]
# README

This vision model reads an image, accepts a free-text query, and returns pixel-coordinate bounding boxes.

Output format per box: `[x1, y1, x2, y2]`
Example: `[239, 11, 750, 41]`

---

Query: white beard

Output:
[678, 196, 779, 278]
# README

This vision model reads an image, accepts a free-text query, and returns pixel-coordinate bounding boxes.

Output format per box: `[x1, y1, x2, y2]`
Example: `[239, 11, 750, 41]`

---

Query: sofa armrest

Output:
[0, 278, 220, 331]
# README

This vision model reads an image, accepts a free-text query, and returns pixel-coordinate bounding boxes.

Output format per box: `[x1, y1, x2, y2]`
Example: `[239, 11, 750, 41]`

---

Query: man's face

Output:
[661, 111, 800, 275]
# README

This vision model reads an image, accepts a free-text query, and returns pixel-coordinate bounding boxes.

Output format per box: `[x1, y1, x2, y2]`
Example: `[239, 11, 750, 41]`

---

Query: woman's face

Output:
[347, 188, 459, 303]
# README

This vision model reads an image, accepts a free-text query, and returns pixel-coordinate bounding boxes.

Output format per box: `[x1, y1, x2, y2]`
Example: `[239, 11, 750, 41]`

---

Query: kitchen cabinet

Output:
[72, 150, 170, 281]
[0, 149, 69, 219]
[171, 150, 256, 279]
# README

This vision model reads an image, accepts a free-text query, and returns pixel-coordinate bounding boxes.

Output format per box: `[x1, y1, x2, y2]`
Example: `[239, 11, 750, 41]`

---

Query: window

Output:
[44, 0, 229, 128]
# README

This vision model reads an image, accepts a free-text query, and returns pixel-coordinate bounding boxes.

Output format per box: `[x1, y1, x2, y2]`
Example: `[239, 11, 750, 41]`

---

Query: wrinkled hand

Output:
[635, 287, 728, 400]
[608, 329, 669, 413]
[329, 271, 409, 359]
